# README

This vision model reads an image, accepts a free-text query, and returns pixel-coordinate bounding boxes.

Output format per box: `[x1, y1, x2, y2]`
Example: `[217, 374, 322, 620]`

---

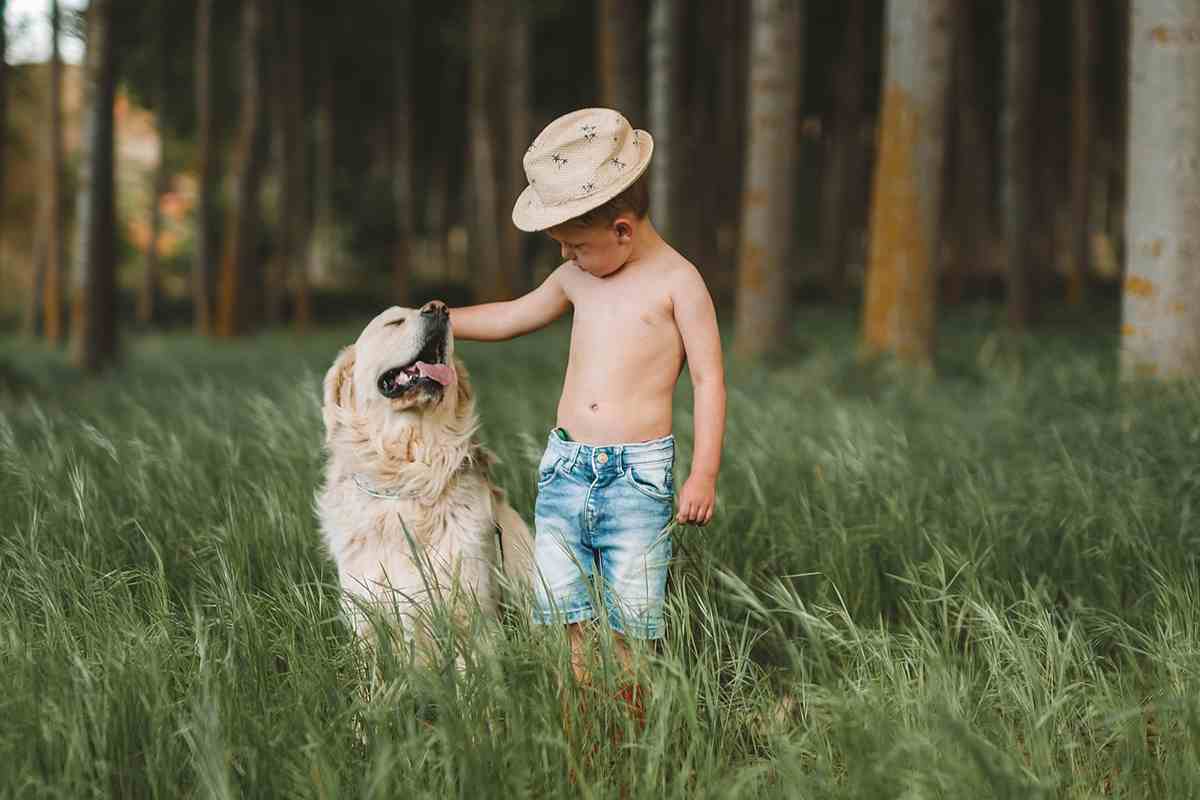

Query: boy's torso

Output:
[555, 248, 690, 445]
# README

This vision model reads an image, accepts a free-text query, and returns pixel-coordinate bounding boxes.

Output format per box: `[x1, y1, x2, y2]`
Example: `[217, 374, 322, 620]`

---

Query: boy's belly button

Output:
[589, 402, 599, 412]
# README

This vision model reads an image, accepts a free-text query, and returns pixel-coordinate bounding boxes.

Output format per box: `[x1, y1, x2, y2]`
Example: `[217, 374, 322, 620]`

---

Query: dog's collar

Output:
[351, 473, 406, 499]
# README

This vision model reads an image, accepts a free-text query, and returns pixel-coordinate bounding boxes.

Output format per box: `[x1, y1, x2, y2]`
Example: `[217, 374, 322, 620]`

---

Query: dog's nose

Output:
[421, 301, 448, 319]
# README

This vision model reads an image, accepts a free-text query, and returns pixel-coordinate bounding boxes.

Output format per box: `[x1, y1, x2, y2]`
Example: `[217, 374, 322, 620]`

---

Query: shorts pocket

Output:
[536, 452, 562, 488]
[624, 461, 673, 502]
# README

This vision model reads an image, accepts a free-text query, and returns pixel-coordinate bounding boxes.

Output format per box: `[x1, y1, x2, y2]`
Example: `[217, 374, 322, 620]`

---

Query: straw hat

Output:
[512, 108, 654, 232]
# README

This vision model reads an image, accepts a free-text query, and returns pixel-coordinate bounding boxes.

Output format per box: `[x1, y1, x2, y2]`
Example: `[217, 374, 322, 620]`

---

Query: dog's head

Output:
[322, 301, 474, 451]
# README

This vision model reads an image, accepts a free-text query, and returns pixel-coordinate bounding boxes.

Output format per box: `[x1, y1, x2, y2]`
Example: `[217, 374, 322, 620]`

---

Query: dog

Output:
[316, 301, 533, 651]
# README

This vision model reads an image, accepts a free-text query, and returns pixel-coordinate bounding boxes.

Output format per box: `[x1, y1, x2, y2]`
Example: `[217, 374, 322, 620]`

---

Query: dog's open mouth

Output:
[377, 335, 454, 398]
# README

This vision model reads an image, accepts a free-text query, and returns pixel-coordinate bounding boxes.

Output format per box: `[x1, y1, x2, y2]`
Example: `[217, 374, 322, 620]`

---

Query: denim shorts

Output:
[531, 428, 675, 639]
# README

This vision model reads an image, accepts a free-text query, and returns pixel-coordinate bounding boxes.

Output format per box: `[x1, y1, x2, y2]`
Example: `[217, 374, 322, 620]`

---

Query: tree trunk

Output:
[44, 0, 66, 345]
[819, 0, 866, 301]
[391, 0, 415, 306]
[1002, 0, 1038, 330]
[0, 0, 6, 263]
[648, 0, 680, 238]
[945, 1, 991, 306]
[714, 0, 749, 302]
[282, 5, 309, 330]
[502, 2, 532, 294]
[468, 0, 505, 302]
[215, 0, 266, 337]
[861, 0, 952, 367]
[70, 0, 118, 372]
[137, 25, 169, 328]
[1120, 0, 1200, 380]
[1068, 0, 1095, 306]
[425, 64, 459, 284]
[308, 50, 336, 288]
[732, 0, 802, 360]
[596, 0, 644, 123]
[192, 0, 214, 334]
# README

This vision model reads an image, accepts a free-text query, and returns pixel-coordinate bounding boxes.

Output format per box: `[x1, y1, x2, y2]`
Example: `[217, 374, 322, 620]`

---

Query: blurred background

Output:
[0, 1, 1190, 377]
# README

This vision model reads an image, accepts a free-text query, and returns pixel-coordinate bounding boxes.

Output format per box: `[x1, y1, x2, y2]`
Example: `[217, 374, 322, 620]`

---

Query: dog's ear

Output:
[322, 345, 356, 440]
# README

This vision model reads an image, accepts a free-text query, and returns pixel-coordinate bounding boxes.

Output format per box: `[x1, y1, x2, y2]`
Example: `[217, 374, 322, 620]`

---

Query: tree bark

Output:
[215, 0, 266, 337]
[819, 0, 866, 301]
[648, 0, 680, 238]
[282, 5, 309, 330]
[192, 0, 214, 334]
[1068, 0, 1095, 306]
[70, 0, 118, 372]
[1002, 0, 1038, 330]
[1120, 0, 1200, 380]
[732, 0, 802, 360]
[468, 0, 506, 302]
[44, 0, 66, 344]
[861, 0, 952, 367]
[391, 0, 415, 307]
[596, 0, 644, 124]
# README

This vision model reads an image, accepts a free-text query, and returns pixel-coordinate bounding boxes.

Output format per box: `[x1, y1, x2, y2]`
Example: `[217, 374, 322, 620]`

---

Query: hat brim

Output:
[511, 130, 654, 232]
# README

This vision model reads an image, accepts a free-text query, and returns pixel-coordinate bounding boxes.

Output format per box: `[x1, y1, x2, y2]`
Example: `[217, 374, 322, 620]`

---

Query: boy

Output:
[449, 108, 725, 689]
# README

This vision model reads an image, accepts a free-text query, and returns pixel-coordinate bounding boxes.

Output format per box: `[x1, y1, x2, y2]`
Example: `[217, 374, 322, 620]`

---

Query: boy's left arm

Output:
[672, 268, 726, 526]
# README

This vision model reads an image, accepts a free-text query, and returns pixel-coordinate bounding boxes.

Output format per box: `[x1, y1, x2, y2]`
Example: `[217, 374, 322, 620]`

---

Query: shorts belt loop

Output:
[569, 443, 582, 471]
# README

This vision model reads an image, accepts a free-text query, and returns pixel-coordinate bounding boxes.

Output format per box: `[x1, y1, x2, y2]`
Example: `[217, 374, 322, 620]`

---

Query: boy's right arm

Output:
[449, 266, 571, 341]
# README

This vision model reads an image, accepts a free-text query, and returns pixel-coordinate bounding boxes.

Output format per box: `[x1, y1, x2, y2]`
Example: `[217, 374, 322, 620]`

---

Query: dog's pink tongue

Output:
[415, 361, 455, 386]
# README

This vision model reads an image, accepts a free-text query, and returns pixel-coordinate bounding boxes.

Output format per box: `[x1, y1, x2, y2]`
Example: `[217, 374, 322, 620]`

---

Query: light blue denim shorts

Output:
[531, 428, 675, 639]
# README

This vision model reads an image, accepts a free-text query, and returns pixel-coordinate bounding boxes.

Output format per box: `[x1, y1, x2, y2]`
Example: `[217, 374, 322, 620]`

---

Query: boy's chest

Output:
[567, 275, 674, 330]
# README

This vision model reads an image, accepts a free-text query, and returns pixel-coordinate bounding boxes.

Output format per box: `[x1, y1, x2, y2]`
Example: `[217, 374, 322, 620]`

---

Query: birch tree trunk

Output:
[468, 0, 505, 302]
[70, 0, 118, 372]
[861, 0, 952, 367]
[44, 0, 66, 344]
[648, 0, 680, 237]
[216, 0, 266, 337]
[1068, 0, 1095, 306]
[819, 0, 866, 300]
[192, 0, 214, 334]
[597, 0, 644, 123]
[1002, 0, 1038, 330]
[732, 0, 802, 360]
[1121, 0, 1200, 380]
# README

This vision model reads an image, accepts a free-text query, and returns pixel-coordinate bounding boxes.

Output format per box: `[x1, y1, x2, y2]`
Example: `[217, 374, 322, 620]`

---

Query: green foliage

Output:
[1, 309, 1198, 796]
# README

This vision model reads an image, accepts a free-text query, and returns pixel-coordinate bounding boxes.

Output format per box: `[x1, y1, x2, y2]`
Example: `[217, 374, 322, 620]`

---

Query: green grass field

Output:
[2, 308, 1199, 798]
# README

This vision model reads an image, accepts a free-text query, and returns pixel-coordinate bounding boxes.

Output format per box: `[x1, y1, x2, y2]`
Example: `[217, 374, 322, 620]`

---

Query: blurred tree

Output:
[819, 0, 866, 301]
[308, 45, 336, 289]
[861, 0, 951, 367]
[215, 0, 266, 337]
[70, 0, 118, 371]
[502, 0, 532, 293]
[944, 1, 993, 306]
[136, 7, 168, 327]
[391, 0, 415, 307]
[647, 0, 681, 239]
[43, 0, 66, 344]
[1120, 0, 1200, 380]
[193, 0, 214, 334]
[274, 2, 308, 329]
[733, 0, 802, 360]
[0, 0, 6, 258]
[1068, 0, 1095, 306]
[1002, 0, 1038, 330]
[597, 0, 644, 124]
[468, 0, 505, 302]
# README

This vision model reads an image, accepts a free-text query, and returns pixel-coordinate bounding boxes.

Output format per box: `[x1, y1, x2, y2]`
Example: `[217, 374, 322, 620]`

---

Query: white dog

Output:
[316, 301, 532, 649]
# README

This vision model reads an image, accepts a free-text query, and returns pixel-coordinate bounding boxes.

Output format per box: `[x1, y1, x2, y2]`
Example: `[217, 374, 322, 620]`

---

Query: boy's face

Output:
[546, 218, 634, 278]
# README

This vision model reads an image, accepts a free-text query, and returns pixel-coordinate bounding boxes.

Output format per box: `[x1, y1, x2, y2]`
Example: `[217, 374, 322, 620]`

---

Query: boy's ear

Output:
[613, 218, 633, 242]
[322, 345, 356, 441]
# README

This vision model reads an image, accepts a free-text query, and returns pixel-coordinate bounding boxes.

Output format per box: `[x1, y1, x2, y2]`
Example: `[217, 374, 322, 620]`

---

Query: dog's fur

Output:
[316, 304, 533, 646]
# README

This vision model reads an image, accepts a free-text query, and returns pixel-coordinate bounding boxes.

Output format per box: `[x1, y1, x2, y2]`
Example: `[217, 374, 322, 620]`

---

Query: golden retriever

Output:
[316, 301, 532, 649]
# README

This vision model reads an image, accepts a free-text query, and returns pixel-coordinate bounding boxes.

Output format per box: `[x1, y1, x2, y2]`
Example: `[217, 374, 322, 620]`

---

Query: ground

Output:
[1, 306, 1198, 798]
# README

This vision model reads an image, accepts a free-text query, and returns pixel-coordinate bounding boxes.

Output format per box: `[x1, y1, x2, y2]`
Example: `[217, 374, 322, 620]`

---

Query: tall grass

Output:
[1, 308, 1198, 797]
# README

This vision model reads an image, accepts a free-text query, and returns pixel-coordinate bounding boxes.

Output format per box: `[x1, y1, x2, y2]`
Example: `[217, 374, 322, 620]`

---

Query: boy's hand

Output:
[676, 473, 716, 526]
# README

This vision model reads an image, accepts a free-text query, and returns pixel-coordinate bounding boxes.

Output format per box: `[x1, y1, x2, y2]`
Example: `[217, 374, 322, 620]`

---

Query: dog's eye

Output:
[385, 318, 406, 327]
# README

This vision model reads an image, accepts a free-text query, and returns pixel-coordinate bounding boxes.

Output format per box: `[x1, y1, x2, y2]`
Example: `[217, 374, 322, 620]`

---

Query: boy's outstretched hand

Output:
[676, 474, 716, 526]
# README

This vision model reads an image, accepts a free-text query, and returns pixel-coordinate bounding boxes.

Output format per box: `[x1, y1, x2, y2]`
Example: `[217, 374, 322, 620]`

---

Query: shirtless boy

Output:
[449, 108, 726, 688]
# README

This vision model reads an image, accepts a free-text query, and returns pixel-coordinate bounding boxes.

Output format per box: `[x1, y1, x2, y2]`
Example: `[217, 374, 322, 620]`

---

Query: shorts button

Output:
[597, 452, 609, 464]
